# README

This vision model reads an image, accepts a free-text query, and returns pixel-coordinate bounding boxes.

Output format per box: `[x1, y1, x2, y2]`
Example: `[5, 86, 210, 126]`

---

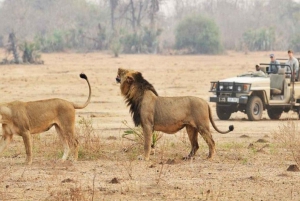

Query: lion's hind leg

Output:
[198, 126, 216, 159]
[55, 124, 78, 162]
[0, 125, 13, 153]
[55, 125, 71, 161]
[183, 125, 199, 160]
[21, 131, 33, 165]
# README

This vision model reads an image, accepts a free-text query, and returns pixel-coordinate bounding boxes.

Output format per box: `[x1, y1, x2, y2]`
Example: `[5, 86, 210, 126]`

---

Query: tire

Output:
[216, 104, 231, 120]
[267, 108, 282, 120]
[246, 96, 263, 121]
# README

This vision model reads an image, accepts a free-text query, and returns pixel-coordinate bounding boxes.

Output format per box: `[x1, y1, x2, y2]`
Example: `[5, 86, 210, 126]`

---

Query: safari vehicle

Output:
[209, 62, 300, 121]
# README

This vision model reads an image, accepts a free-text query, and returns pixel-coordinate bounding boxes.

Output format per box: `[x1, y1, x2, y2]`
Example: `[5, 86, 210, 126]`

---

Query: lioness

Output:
[0, 73, 91, 164]
[116, 68, 234, 160]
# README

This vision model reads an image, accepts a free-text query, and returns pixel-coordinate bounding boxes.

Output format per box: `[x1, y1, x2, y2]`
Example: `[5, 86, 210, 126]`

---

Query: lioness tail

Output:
[73, 73, 91, 109]
[208, 104, 234, 134]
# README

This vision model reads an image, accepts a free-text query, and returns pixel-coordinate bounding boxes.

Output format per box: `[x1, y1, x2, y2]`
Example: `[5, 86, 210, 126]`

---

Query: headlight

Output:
[236, 84, 251, 92]
[243, 84, 250, 91]
[237, 86, 242, 92]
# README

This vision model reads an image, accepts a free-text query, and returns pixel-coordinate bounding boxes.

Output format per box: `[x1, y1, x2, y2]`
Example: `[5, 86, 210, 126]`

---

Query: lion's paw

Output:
[137, 155, 144, 160]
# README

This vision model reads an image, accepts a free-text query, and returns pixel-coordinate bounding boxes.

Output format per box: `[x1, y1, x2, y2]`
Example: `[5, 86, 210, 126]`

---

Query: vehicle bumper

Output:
[209, 96, 248, 104]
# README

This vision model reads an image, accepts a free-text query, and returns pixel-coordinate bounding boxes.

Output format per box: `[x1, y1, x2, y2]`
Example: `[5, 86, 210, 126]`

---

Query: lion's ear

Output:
[126, 76, 134, 83]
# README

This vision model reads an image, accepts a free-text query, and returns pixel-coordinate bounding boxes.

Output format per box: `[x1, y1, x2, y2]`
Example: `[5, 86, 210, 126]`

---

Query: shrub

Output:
[34, 30, 66, 52]
[110, 36, 122, 57]
[120, 27, 162, 54]
[121, 120, 162, 148]
[0, 35, 3, 47]
[289, 33, 300, 52]
[76, 116, 102, 160]
[242, 27, 275, 51]
[273, 120, 300, 166]
[175, 15, 223, 54]
[19, 41, 43, 64]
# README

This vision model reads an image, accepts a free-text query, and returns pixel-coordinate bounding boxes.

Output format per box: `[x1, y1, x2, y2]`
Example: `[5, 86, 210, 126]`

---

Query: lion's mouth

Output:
[116, 75, 121, 83]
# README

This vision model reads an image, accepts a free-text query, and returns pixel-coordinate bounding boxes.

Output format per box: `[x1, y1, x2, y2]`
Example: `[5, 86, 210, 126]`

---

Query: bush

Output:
[121, 120, 162, 148]
[120, 27, 162, 54]
[0, 35, 3, 47]
[19, 41, 43, 64]
[110, 37, 122, 57]
[289, 33, 300, 52]
[175, 15, 223, 54]
[242, 27, 275, 51]
[34, 30, 66, 52]
[273, 120, 300, 166]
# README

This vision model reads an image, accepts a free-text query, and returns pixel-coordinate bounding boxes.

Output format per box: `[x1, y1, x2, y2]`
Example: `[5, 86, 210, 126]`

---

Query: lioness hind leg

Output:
[55, 126, 70, 161]
[21, 131, 33, 165]
[199, 127, 216, 159]
[183, 125, 199, 160]
[0, 125, 13, 153]
[72, 138, 79, 161]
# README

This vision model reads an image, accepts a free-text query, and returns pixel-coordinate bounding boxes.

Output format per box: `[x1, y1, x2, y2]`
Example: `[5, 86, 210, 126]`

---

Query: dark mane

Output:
[125, 72, 158, 126]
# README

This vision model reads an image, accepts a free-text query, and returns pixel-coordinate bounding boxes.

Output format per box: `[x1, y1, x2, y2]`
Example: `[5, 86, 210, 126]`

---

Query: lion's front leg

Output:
[183, 125, 199, 160]
[21, 131, 33, 165]
[143, 125, 153, 161]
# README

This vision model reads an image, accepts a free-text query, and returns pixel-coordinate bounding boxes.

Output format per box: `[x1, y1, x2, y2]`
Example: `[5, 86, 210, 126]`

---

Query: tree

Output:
[109, 0, 119, 33]
[175, 15, 223, 54]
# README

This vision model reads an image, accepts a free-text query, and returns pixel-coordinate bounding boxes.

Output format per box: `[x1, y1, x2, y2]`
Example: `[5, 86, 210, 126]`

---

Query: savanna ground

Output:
[0, 50, 300, 201]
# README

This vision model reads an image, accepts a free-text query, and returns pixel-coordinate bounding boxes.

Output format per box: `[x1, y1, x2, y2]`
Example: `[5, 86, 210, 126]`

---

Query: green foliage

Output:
[122, 120, 162, 148]
[242, 28, 275, 51]
[19, 41, 42, 64]
[289, 33, 300, 52]
[120, 27, 162, 54]
[110, 37, 122, 57]
[0, 35, 3, 47]
[34, 30, 66, 52]
[33, 28, 107, 52]
[175, 15, 223, 54]
[35, 29, 86, 52]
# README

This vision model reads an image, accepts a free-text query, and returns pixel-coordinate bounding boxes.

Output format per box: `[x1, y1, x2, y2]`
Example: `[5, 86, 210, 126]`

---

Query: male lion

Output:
[0, 73, 91, 164]
[116, 68, 234, 160]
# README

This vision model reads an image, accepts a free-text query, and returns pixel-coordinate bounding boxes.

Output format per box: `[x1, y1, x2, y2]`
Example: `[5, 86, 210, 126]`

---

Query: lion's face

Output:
[116, 68, 138, 95]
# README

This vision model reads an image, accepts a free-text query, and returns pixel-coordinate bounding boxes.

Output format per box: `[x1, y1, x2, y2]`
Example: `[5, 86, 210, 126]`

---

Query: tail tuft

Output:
[229, 125, 234, 131]
[80, 73, 87, 80]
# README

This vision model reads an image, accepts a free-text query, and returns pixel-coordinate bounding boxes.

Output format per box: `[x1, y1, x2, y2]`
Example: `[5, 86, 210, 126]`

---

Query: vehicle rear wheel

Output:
[216, 104, 232, 120]
[246, 96, 263, 121]
[267, 108, 282, 120]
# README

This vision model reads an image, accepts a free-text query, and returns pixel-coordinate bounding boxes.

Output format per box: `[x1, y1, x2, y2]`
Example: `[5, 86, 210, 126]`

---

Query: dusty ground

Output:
[0, 50, 300, 200]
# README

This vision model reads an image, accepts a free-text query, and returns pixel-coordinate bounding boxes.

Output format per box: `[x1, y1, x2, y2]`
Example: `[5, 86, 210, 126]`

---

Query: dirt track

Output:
[0, 51, 299, 200]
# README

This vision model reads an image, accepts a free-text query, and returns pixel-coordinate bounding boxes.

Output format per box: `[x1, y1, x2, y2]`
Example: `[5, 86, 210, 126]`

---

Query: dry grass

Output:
[273, 120, 300, 166]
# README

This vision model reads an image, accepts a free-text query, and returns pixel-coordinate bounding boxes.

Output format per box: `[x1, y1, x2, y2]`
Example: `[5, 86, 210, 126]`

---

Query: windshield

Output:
[237, 72, 268, 78]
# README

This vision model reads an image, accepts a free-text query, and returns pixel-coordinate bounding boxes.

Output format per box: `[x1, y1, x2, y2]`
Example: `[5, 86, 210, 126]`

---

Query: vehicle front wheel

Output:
[216, 104, 232, 120]
[267, 108, 282, 120]
[246, 96, 263, 121]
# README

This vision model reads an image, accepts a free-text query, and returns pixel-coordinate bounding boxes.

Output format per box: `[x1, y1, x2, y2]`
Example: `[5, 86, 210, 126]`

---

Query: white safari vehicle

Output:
[209, 62, 300, 121]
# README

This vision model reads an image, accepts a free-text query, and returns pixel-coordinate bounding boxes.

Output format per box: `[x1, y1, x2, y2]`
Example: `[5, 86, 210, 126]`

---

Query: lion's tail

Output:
[73, 73, 91, 109]
[208, 104, 234, 134]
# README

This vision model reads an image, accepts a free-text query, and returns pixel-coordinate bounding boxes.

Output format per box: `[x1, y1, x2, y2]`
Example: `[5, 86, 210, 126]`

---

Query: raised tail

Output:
[73, 73, 91, 109]
[208, 104, 234, 134]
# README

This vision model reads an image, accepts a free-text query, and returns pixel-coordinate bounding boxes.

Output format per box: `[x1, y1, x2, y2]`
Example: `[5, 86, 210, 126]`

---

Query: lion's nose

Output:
[116, 76, 121, 83]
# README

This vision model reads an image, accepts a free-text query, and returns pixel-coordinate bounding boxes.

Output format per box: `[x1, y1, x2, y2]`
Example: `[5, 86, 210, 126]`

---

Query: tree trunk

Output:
[109, 0, 118, 34]
[8, 32, 20, 64]
[129, 0, 137, 32]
